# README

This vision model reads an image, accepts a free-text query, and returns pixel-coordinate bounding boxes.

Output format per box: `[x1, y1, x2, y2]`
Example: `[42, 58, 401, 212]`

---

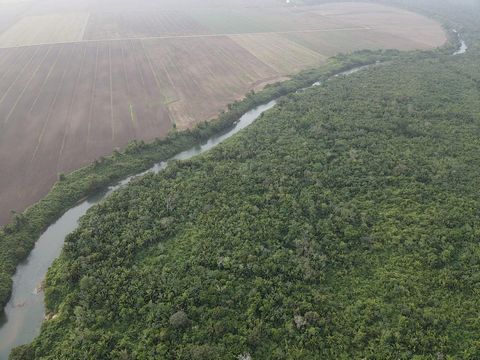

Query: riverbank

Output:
[0, 48, 421, 313]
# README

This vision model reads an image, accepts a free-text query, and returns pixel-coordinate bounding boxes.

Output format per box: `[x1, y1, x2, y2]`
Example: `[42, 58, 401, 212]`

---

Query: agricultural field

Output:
[0, 13, 90, 48]
[229, 33, 326, 73]
[0, 0, 446, 225]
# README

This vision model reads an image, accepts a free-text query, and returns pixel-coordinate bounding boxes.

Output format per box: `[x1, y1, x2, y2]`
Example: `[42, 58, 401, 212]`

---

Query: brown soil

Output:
[0, 2, 447, 225]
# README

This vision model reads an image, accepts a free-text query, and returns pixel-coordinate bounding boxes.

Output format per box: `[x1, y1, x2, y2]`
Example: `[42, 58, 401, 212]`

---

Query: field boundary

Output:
[0, 27, 376, 49]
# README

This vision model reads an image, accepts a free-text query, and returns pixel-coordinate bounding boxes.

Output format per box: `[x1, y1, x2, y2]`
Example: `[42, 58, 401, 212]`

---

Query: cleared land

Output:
[142, 36, 280, 128]
[84, 11, 212, 40]
[0, 1, 446, 225]
[229, 33, 326, 73]
[0, 13, 90, 48]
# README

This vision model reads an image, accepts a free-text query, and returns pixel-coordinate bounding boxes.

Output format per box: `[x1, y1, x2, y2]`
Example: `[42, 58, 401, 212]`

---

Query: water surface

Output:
[453, 29, 468, 55]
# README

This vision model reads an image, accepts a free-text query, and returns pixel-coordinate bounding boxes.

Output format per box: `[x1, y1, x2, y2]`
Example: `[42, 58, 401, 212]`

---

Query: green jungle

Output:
[5, 0, 480, 359]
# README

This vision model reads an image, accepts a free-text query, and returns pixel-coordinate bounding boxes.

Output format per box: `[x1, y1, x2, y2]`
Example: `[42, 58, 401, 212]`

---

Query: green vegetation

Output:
[0, 49, 401, 312]
[11, 22, 480, 359]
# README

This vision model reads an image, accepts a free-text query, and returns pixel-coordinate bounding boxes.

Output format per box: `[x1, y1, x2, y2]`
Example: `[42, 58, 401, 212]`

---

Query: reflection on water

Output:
[452, 29, 468, 55]
[454, 40, 468, 55]
[0, 201, 94, 359]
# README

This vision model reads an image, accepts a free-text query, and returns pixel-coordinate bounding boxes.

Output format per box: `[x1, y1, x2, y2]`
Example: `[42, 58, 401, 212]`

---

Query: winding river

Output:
[453, 29, 468, 55]
[0, 89, 299, 359]
[0, 36, 469, 358]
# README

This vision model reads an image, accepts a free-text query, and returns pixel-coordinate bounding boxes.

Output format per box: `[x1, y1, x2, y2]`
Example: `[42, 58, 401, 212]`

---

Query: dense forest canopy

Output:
[9, 1, 480, 359]
[13, 28, 480, 360]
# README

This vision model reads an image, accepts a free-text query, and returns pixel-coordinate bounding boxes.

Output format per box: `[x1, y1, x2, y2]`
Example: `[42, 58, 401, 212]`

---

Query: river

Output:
[0, 35, 469, 358]
[0, 94, 285, 358]
[453, 29, 468, 55]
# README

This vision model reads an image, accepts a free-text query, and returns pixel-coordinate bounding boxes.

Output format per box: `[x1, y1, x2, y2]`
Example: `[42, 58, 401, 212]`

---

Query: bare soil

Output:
[0, 2, 447, 225]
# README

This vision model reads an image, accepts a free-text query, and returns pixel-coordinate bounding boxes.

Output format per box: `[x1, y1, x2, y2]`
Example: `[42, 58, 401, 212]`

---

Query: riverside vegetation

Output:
[10, 15, 480, 359]
[0, 49, 405, 312]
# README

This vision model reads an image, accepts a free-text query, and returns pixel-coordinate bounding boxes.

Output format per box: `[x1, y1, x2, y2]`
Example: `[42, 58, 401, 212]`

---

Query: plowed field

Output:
[0, 1, 447, 225]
